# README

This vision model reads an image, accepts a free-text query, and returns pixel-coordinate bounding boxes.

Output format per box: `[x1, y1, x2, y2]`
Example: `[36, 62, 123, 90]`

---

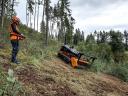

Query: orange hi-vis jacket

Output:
[9, 23, 23, 40]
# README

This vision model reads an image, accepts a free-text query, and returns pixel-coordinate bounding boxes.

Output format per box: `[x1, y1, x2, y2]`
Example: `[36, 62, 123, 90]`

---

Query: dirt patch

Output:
[0, 54, 10, 60]
[2, 63, 11, 72]
[36, 83, 77, 96]
[50, 84, 77, 96]
[98, 74, 128, 95]
[15, 64, 78, 96]
[16, 65, 39, 84]
[85, 73, 128, 96]
[0, 54, 12, 72]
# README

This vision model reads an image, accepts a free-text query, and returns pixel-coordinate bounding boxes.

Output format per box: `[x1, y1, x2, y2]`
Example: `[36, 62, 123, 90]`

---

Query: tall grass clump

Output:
[0, 69, 24, 96]
[108, 63, 128, 82]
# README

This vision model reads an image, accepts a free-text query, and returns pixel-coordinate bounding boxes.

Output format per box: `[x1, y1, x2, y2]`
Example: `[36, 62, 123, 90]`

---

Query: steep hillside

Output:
[0, 47, 128, 96]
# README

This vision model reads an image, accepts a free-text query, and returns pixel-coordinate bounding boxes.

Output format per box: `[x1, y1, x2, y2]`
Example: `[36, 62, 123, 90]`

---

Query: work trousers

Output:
[11, 40, 19, 62]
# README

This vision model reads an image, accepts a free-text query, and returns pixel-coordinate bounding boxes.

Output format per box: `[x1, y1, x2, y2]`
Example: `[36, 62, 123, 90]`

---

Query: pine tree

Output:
[45, 0, 50, 46]
[53, 0, 75, 44]
[26, 0, 34, 28]
[86, 34, 95, 44]
[124, 30, 128, 50]
[109, 30, 125, 63]
[40, 19, 46, 44]
[37, 0, 42, 32]
[34, 0, 37, 30]
[73, 28, 81, 45]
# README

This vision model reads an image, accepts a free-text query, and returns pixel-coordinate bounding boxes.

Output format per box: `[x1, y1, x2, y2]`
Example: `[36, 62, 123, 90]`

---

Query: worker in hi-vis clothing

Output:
[9, 16, 25, 64]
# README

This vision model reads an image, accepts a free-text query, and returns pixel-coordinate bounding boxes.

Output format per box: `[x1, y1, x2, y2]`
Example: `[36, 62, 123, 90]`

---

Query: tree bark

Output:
[45, 0, 49, 46]
[11, 0, 15, 17]
[30, 12, 32, 28]
[26, 3, 29, 26]
[1, 0, 4, 29]
[34, 0, 37, 30]
[42, 0, 45, 24]
[37, 0, 40, 32]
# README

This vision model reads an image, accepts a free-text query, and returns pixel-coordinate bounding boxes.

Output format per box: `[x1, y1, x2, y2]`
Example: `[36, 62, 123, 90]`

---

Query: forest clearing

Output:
[0, 0, 128, 96]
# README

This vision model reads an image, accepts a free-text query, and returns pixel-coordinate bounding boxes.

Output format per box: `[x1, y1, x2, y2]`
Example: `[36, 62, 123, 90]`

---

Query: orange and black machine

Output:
[58, 45, 96, 68]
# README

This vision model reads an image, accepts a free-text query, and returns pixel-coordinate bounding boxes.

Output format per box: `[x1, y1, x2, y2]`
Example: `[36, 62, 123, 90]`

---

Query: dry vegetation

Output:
[0, 48, 128, 96]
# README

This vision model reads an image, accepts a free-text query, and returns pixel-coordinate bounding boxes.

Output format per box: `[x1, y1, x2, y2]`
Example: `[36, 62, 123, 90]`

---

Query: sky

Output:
[15, 0, 128, 36]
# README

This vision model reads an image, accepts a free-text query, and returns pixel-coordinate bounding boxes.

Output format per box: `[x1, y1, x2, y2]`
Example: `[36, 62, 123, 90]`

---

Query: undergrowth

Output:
[77, 42, 128, 82]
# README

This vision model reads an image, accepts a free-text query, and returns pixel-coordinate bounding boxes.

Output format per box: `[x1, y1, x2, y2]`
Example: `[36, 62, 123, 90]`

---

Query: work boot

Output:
[11, 60, 20, 64]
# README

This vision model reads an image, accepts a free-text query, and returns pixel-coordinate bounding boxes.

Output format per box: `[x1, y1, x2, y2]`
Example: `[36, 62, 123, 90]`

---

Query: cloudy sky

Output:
[15, 0, 128, 35]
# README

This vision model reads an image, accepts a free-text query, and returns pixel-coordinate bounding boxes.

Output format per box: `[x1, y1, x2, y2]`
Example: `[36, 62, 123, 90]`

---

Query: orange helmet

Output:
[12, 16, 20, 24]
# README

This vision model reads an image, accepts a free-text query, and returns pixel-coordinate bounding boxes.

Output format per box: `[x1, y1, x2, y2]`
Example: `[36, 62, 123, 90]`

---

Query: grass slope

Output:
[0, 47, 128, 96]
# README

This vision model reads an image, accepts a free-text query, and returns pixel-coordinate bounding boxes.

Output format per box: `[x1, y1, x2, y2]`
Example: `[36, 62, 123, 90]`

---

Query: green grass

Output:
[0, 19, 128, 96]
[76, 42, 128, 82]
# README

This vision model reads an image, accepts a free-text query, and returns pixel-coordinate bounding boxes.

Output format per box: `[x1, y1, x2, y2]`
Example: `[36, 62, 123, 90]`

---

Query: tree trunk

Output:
[26, 3, 28, 26]
[0, 1, 3, 25]
[45, 0, 49, 46]
[60, 17, 64, 42]
[50, 22, 54, 37]
[1, 0, 4, 29]
[37, 0, 39, 32]
[64, 27, 66, 44]
[42, 0, 45, 24]
[30, 12, 32, 28]
[11, 0, 15, 17]
[28, 12, 30, 27]
[34, 0, 37, 30]
[42, 0, 45, 45]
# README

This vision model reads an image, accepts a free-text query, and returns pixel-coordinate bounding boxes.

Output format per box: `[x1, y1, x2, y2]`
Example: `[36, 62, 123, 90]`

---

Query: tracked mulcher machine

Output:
[58, 45, 96, 68]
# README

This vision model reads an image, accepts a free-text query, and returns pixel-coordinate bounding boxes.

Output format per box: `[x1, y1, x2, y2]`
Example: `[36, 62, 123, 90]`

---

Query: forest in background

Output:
[0, 0, 128, 81]
[0, 0, 128, 95]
